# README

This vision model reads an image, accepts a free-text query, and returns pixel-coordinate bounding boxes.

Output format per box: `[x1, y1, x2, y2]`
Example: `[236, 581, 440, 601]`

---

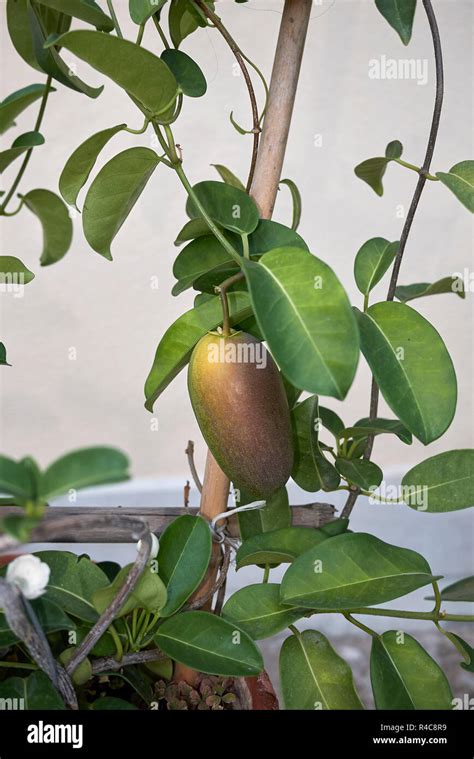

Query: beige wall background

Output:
[1, 0, 472, 482]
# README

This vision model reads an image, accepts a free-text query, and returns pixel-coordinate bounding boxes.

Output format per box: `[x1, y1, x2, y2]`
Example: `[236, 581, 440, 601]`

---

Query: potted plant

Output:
[0, 0, 472, 714]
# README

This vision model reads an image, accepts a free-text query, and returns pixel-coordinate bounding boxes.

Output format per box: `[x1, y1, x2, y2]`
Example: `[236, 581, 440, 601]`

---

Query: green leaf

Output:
[172, 234, 236, 296]
[401, 449, 474, 513]
[154, 610, 263, 676]
[385, 139, 403, 158]
[356, 302, 457, 444]
[161, 48, 206, 98]
[0, 454, 35, 501]
[158, 514, 212, 617]
[0, 83, 53, 134]
[39, 446, 130, 500]
[318, 406, 345, 440]
[83, 147, 160, 259]
[354, 238, 398, 295]
[280, 532, 436, 610]
[0, 343, 11, 367]
[129, 0, 167, 25]
[0, 597, 75, 648]
[29, 5, 103, 98]
[22, 189, 73, 266]
[47, 30, 178, 116]
[355, 157, 390, 196]
[375, 0, 416, 45]
[7, 0, 43, 72]
[279, 178, 302, 230]
[370, 631, 453, 709]
[35, 0, 114, 31]
[144, 292, 251, 410]
[0, 514, 39, 542]
[59, 124, 126, 209]
[169, 0, 201, 48]
[447, 634, 474, 672]
[291, 396, 340, 492]
[436, 161, 474, 213]
[280, 629, 364, 710]
[236, 527, 329, 570]
[37, 550, 110, 622]
[335, 458, 383, 490]
[104, 665, 154, 705]
[222, 584, 304, 640]
[0, 131, 45, 173]
[0, 671, 64, 709]
[341, 418, 412, 445]
[212, 164, 246, 191]
[243, 248, 359, 399]
[0, 256, 35, 285]
[92, 696, 138, 710]
[395, 276, 465, 302]
[433, 576, 474, 602]
[93, 564, 167, 617]
[186, 180, 259, 235]
[237, 487, 291, 541]
[174, 217, 212, 245]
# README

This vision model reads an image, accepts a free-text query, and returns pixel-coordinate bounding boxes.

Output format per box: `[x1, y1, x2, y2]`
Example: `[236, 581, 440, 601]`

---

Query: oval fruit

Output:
[188, 331, 293, 498]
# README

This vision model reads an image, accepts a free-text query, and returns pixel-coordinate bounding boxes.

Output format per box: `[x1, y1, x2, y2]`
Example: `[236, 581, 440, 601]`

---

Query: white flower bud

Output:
[137, 533, 159, 559]
[6, 554, 50, 600]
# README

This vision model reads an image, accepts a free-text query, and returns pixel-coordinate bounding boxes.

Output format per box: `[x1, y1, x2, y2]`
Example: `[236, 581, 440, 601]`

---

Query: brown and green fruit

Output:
[188, 331, 293, 498]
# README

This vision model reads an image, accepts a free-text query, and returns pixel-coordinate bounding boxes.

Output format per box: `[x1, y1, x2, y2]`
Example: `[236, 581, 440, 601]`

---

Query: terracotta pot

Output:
[234, 671, 279, 710]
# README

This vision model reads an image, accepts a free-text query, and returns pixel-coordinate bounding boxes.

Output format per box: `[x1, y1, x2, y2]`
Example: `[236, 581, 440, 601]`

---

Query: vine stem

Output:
[192, 0, 261, 192]
[0, 76, 52, 213]
[215, 271, 245, 336]
[311, 608, 474, 623]
[106, 0, 123, 38]
[342, 0, 444, 520]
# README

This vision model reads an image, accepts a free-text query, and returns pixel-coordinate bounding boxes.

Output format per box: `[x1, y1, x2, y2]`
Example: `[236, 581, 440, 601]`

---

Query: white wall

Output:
[1, 0, 472, 482]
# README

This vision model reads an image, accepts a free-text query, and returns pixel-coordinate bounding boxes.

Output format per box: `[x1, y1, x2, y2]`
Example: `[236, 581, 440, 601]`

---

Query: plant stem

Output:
[342, 0, 444, 520]
[0, 76, 52, 213]
[262, 565, 270, 583]
[343, 613, 377, 637]
[432, 579, 442, 616]
[363, 293, 369, 312]
[241, 233, 250, 259]
[124, 117, 150, 135]
[152, 15, 171, 49]
[394, 158, 439, 181]
[0, 660, 38, 670]
[136, 23, 145, 46]
[108, 623, 123, 661]
[215, 272, 245, 336]
[107, 0, 123, 38]
[311, 608, 474, 623]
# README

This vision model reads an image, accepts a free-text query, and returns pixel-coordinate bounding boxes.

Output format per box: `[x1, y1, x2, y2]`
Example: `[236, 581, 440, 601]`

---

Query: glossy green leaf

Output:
[7, 0, 43, 72]
[280, 630, 364, 710]
[402, 449, 474, 513]
[354, 142, 403, 195]
[0, 256, 35, 285]
[0, 83, 53, 134]
[158, 514, 212, 617]
[83, 147, 160, 259]
[354, 238, 398, 295]
[0, 672, 64, 709]
[371, 631, 453, 709]
[341, 418, 412, 445]
[281, 532, 436, 610]
[237, 487, 291, 541]
[0, 597, 75, 648]
[222, 584, 304, 640]
[236, 526, 329, 569]
[186, 180, 259, 235]
[144, 292, 251, 410]
[335, 458, 383, 490]
[426, 576, 474, 603]
[375, 0, 416, 45]
[0, 343, 11, 367]
[436, 161, 474, 213]
[448, 634, 474, 672]
[39, 446, 130, 500]
[319, 518, 350, 537]
[280, 178, 302, 230]
[129, 0, 167, 24]
[0, 131, 44, 173]
[103, 666, 154, 705]
[318, 406, 345, 440]
[38, 550, 110, 622]
[154, 611, 263, 676]
[92, 697, 138, 710]
[59, 124, 126, 209]
[169, 0, 203, 48]
[92, 564, 167, 617]
[172, 234, 235, 296]
[385, 139, 403, 158]
[47, 30, 178, 115]
[174, 217, 212, 245]
[356, 302, 457, 444]
[0, 454, 35, 500]
[291, 396, 340, 492]
[22, 189, 73, 266]
[244, 248, 359, 398]
[212, 163, 246, 191]
[29, 5, 103, 98]
[161, 48, 206, 98]
[395, 276, 465, 302]
[35, 0, 114, 30]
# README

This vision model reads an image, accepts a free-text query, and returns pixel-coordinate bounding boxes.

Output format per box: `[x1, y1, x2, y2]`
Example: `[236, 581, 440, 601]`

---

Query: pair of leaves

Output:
[155, 610, 263, 677]
[92, 564, 167, 618]
[0, 83, 53, 134]
[243, 248, 359, 399]
[291, 396, 340, 492]
[355, 140, 403, 196]
[144, 291, 251, 410]
[402, 449, 474, 513]
[356, 302, 457, 445]
[280, 532, 437, 610]
[21, 189, 72, 266]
